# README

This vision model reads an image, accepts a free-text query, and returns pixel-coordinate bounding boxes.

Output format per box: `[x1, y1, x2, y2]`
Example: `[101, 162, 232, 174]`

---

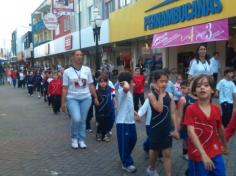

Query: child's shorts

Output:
[188, 155, 226, 176]
[149, 133, 172, 151]
[180, 126, 188, 140]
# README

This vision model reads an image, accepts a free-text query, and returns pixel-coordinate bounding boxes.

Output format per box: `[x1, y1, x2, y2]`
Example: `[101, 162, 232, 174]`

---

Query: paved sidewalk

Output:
[0, 85, 235, 176]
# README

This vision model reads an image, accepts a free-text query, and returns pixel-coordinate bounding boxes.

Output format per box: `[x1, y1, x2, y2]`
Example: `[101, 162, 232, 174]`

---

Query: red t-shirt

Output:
[133, 75, 145, 94]
[48, 79, 62, 96]
[183, 103, 223, 161]
[225, 111, 236, 141]
[11, 71, 17, 79]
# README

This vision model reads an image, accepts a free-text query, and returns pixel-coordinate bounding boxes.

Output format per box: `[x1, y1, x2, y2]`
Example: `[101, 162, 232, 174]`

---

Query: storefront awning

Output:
[152, 19, 229, 49]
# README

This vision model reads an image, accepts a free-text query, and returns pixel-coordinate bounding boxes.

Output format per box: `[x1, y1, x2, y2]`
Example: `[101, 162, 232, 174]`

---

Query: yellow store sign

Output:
[109, 0, 236, 42]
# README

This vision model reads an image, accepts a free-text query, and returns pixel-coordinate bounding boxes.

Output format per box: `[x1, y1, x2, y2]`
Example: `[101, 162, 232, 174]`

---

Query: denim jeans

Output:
[67, 97, 92, 141]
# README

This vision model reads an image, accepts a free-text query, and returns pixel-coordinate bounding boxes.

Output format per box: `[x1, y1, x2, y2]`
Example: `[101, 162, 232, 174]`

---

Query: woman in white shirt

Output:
[61, 50, 99, 149]
[188, 44, 212, 79]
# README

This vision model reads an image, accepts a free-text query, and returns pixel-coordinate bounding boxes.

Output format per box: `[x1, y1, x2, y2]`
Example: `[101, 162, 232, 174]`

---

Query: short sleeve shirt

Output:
[116, 88, 135, 124]
[188, 59, 212, 77]
[216, 79, 236, 104]
[183, 103, 223, 161]
[63, 66, 93, 100]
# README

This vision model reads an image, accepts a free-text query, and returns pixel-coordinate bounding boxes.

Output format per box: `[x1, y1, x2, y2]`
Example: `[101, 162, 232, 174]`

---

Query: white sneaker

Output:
[79, 141, 87, 149]
[146, 167, 159, 176]
[122, 165, 137, 173]
[71, 138, 78, 149]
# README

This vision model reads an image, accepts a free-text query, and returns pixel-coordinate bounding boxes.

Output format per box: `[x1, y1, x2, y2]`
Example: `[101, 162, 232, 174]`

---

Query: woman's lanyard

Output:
[200, 61, 208, 72]
[72, 66, 82, 79]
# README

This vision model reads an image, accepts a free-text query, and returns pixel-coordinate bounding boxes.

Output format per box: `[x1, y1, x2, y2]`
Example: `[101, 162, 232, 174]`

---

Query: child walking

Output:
[95, 74, 115, 142]
[116, 71, 139, 173]
[147, 70, 179, 176]
[27, 71, 35, 96]
[178, 80, 197, 160]
[48, 71, 62, 114]
[216, 68, 236, 127]
[133, 67, 145, 111]
[184, 75, 227, 176]
[138, 97, 152, 154]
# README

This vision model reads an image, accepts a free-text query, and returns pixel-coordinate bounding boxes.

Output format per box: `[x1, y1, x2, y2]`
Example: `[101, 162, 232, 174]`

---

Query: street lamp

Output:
[91, 7, 102, 71]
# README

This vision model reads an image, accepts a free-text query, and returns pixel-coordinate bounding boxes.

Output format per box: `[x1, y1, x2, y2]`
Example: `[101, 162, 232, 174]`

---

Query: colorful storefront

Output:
[109, 0, 236, 78]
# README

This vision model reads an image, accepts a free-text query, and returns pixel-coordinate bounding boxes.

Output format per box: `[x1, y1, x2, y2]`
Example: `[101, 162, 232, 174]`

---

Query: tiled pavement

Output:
[0, 85, 235, 176]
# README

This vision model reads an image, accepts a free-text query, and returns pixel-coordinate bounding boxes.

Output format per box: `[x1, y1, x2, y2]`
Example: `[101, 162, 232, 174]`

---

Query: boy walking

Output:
[116, 71, 139, 173]
[216, 68, 236, 127]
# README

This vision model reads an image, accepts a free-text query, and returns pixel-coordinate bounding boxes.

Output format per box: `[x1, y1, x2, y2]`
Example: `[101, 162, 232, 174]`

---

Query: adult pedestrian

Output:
[136, 58, 145, 74]
[210, 51, 221, 84]
[188, 44, 212, 79]
[61, 50, 99, 149]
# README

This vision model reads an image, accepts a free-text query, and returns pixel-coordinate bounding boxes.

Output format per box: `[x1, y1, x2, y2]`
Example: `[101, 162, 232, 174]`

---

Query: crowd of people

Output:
[1, 44, 236, 176]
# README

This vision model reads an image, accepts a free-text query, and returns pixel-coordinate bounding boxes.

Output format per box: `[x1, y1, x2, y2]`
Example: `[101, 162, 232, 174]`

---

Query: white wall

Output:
[34, 19, 109, 58]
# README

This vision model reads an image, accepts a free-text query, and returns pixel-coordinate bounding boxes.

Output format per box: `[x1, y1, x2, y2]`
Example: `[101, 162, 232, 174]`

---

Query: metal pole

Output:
[78, 0, 81, 49]
[95, 26, 100, 70]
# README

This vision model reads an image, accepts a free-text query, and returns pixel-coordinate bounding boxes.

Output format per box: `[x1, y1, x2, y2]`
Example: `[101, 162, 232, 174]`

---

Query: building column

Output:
[131, 42, 138, 70]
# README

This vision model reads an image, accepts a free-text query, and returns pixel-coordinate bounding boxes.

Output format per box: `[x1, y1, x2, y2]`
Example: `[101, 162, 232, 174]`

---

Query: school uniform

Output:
[48, 78, 62, 113]
[95, 86, 114, 139]
[180, 95, 197, 140]
[116, 87, 137, 167]
[216, 78, 236, 127]
[149, 92, 172, 150]
[133, 74, 145, 111]
[27, 75, 35, 95]
[138, 99, 152, 152]
[184, 103, 226, 176]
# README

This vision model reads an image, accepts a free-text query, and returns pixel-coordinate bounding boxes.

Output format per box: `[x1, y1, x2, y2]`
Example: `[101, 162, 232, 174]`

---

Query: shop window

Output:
[119, 0, 131, 8]
[104, 0, 115, 19]
[64, 17, 71, 32]
[88, 5, 93, 25]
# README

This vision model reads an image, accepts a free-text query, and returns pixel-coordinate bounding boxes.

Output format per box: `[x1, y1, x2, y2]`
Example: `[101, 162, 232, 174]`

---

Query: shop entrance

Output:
[177, 52, 194, 79]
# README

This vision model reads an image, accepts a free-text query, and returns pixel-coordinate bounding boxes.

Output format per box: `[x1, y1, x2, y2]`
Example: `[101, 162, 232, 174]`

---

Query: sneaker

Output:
[38, 95, 41, 99]
[102, 135, 110, 142]
[71, 138, 78, 149]
[96, 134, 102, 141]
[86, 129, 93, 133]
[122, 165, 137, 173]
[146, 167, 159, 176]
[182, 154, 189, 160]
[79, 141, 87, 149]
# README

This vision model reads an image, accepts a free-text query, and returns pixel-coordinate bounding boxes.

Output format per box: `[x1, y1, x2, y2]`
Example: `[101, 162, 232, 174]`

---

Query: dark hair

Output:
[180, 80, 189, 87]
[98, 74, 108, 82]
[191, 75, 215, 95]
[149, 69, 169, 84]
[72, 50, 82, 55]
[224, 68, 234, 76]
[95, 70, 101, 79]
[213, 51, 219, 56]
[196, 44, 210, 64]
[118, 71, 133, 84]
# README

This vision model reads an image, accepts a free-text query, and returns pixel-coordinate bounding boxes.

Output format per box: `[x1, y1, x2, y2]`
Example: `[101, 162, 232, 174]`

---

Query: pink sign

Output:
[152, 19, 229, 49]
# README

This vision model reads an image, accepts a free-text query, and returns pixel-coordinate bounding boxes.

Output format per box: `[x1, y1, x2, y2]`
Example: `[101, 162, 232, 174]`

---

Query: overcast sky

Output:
[0, 0, 44, 48]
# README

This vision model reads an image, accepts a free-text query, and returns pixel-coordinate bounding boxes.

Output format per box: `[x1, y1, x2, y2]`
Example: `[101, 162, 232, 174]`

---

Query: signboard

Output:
[145, 0, 223, 31]
[65, 35, 72, 50]
[152, 19, 229, 49]
[43, 13, 58, 30]
[53, 0, 74, 14]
